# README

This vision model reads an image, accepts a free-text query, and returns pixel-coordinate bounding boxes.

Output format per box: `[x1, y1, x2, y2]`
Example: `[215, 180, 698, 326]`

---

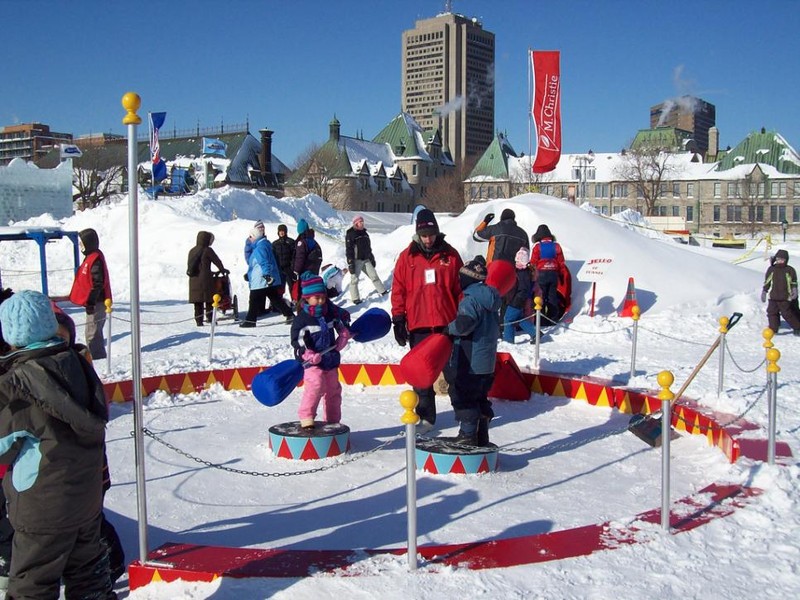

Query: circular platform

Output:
[268, 421, 351, 460]
[415, 437, 499, 474]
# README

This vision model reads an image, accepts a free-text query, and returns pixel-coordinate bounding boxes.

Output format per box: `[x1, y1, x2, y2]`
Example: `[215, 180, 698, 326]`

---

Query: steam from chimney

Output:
[656, 65, 698, 127]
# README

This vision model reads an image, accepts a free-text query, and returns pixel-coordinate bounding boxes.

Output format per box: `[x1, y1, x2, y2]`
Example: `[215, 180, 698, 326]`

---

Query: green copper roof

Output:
[631, 127, 692, 151]
[716, 130, 800, 174]
[372, 113, 422, 158]
[468, 133, 517, 179]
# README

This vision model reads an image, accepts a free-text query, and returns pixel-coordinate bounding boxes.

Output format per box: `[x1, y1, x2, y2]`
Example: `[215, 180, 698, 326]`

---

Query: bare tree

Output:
[426, 157, 476, 212]
[72, 144, 126, 210]
[614, 142, 683, 216]
[290, 142, 341, 200]
[732, 172, 767, 238]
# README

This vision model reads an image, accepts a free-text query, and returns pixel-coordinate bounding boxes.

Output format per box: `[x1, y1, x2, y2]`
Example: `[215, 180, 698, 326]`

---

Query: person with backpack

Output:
[187, 231, 228, 326]
[291, 219, 323, 302]
[472, 208, 529, 264]
[530, 224, 566, 322]
[272, 223, 296, 304]
[240, 226, 294, 328]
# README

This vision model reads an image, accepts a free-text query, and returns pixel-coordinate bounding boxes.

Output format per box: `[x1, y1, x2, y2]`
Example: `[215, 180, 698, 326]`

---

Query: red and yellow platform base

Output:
[415, 437, 499, 474]
[268, 422, 350, 460]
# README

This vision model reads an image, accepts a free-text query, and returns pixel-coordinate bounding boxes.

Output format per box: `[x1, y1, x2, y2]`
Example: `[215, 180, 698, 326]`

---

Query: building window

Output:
[672, 182, 680, 197]
[726, 205, 742, 222]
[687, 182, 694, 197]
[714, 182, 721, 197]
[756, 205, 765, 222]
[793, 205, 800, 222]
[672, 205, 680, 217]
[613, 183, 627, 198]
[612, 205, 623, 215]
[770, 205, 787, 223]
[727, 182, 736, 198]
[758, 182, 765, 197]
[686, 205, 694, 222]
[795, 181, 800, 197]
[713, 205, 721, 222]
[412, 164, 417, 176]
[595, 183, 609, 198]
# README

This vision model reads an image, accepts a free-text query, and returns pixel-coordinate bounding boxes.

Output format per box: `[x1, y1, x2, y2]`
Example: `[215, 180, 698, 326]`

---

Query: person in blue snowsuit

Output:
[240, 226, 294, 327]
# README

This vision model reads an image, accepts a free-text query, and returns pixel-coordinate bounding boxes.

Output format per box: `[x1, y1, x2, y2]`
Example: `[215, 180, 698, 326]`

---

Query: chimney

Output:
[259, 128, 273, 182]
[708, 126, 719, 158]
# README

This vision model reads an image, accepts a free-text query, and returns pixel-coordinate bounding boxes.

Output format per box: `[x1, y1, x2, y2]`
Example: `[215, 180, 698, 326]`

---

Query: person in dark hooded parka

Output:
[761, 249, 800, 335]
[0, 290, 116, 599]
[187, 231, 228, 326]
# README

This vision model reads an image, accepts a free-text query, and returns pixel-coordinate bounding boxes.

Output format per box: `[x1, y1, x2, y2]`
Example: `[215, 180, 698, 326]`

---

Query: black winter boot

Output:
[476, 416, 491, 447]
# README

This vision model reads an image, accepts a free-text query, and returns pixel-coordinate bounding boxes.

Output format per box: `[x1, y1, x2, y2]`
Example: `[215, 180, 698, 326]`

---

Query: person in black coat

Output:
[187, 231, 228, 326]
[345, 215, 386, 304]
[0, 290, 116, 599]
[272, 223, 295, 302]
[472, 208, 529, 264]
[291, 219, 323, 302]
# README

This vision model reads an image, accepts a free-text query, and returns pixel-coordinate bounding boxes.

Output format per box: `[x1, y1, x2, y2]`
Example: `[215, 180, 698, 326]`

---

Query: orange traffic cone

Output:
[618, 277, 638, 317]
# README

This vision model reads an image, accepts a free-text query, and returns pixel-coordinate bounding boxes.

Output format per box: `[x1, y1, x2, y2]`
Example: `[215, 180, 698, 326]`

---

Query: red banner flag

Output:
[531, 50, 561, 173]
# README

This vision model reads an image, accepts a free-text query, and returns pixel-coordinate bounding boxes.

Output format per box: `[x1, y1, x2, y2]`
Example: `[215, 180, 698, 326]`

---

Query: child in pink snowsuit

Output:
[290, 272, 352, 429]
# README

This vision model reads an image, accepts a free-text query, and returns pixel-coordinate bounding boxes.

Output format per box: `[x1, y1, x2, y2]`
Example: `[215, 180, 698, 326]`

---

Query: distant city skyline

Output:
[2, 0, 798, 166]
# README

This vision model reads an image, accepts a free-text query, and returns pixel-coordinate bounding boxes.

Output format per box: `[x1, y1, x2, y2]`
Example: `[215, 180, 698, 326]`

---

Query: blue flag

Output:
[149, 112, 167, 182]
[202, 137, 227, 157]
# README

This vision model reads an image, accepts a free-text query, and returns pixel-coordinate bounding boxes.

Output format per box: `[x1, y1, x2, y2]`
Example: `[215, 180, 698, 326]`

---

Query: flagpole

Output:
[122, 92, 150, 564]
[528, 48, 532, 189]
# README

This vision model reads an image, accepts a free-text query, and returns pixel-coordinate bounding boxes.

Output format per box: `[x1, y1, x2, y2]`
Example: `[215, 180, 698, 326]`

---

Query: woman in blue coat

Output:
[240, 227, 294, 328]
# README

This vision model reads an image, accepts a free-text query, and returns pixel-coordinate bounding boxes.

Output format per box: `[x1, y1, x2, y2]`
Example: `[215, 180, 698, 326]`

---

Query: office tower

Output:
[650, 96, 716, 155]
[401, 10, 495, 164]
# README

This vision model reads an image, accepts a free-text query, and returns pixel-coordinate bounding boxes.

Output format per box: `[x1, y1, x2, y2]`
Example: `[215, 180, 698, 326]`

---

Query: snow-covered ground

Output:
[1, 188, 799, 599]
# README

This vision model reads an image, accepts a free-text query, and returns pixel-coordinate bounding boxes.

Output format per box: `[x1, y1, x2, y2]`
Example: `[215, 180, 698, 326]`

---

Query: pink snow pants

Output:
[298, 366, 342, 424]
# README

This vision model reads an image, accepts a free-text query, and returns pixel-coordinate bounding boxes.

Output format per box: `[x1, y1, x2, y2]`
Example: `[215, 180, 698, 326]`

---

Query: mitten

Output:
[347, 261, 355, 273]
[335, 327, 352, 351]
[243, 273, 249, 282]
[291, 272, 299, 282]
[392, 315, 408, 347]
[302, 349, 322, 365]
[483, 213, 495, 224]
[263, 275, 274, 286]
[760, 290, 767, 303]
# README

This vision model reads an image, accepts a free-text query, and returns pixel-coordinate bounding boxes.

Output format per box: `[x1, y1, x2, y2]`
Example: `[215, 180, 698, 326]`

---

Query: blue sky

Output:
[2, 0, 798, 167]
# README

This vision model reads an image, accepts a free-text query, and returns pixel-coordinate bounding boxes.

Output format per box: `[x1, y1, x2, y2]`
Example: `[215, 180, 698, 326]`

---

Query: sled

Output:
[251, 308, 391, 406]
[628, 312, 742, 446]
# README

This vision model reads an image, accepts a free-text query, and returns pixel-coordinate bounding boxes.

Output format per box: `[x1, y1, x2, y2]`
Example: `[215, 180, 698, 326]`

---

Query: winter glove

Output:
[791, 289, 798, 302]
[392, 315, 408, 347]
[302, 349, 322, 365]
[291, 272, 299, 282]
[263, 275, 274, 286]
[243, 273, 249, 282]
[86, 304, 95, 315]
[347, 261, 355, 273]
[335, 327, 352, 351]
[483, 213, 495, 224]
[761, 290, 767, 303]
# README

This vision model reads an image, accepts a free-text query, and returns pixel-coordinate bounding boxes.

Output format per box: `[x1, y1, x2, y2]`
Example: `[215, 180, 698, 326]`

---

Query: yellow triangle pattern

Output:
[595, 387, 612, 408]
[204, 372, 218, 389]
[110, 384, 125, 402]
[157, 377, 171, 392]
[531, 376, 543, 394]
[180, 375, 195, 395]
[151, 568, 163, 582]
[378, 366, 398, 385]
[228, 369, 247, 390]
[617, 392, 632, 414]
[352, 365, 372, 386]
[551, 379, 566, 398]
[574, 383, 588, 402]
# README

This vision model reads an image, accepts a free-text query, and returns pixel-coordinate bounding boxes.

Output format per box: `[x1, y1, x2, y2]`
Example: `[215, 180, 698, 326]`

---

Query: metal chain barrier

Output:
[671, 387, 766, 431]
[724, 343, 767, 374]
[136, 426, 405, 478]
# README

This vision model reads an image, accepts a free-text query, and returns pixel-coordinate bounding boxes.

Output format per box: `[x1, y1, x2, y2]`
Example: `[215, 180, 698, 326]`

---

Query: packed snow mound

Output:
[0, 190, 762, 315]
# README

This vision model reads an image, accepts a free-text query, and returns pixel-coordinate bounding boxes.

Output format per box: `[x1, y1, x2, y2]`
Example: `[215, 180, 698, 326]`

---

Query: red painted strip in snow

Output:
[128, 483, 761, 587]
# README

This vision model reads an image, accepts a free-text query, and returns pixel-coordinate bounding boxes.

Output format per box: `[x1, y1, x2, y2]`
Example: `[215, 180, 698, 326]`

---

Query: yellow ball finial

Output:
[399, 389, 420, 425]
[762, 327, 775, 348]
[212, 294, 221, 308]
[657, 370, 674, 401]
[534, 296, 543, 311]
[766, 347, 781, 373]
[718, 315, 729, 333]
[104, 298, 113, 313]
[631, 305, 640, 321]
[121, 92, 142, 125]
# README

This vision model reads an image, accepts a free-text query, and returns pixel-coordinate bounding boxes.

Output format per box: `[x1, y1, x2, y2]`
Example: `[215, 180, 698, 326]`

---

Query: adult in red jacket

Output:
[391, 209, 463, 427]
[69, 228, 112, 359]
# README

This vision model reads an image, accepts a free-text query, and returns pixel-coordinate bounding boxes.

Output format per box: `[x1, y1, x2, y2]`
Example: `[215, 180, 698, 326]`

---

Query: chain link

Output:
[723, 343, 767, 374]
[136, 427, 405, 477]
